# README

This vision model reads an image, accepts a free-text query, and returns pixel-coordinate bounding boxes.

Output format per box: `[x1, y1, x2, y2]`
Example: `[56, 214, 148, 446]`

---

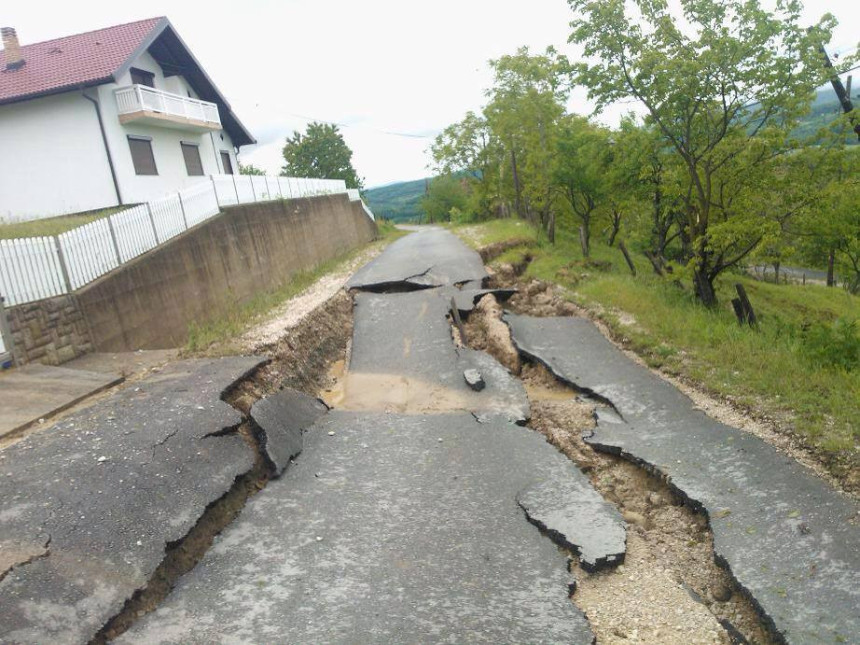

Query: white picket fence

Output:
[0, 174, 363, 306]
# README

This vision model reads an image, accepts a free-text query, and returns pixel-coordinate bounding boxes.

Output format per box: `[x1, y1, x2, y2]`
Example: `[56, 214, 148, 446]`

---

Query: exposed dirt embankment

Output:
[463, 286, 779, 645]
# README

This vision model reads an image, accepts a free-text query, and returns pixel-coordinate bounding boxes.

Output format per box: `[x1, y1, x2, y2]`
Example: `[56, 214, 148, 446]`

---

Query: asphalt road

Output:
[506, 313, 860, 644]
[119, 228, 619, 644]
[4, 227, 856, 644]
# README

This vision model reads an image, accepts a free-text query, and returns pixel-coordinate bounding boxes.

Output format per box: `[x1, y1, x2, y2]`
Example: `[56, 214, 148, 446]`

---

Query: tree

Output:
[484, 47, 572, 242]
[569, 0, 840, 305]
[431, 112, 500, 219]
[421, 175, 471, 223]
[796, 147, 860, 291]
[281, 122, 364, 189]
[239, 163, 266, 176]
[554, 115, 610, 256]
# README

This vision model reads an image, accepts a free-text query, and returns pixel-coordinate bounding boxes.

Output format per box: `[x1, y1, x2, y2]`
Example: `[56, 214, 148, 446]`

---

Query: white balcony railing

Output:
[114, 85, 221, 127]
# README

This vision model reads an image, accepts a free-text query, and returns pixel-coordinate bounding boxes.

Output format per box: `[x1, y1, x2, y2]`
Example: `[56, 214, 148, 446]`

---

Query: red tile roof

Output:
[0, 17, 164, 104]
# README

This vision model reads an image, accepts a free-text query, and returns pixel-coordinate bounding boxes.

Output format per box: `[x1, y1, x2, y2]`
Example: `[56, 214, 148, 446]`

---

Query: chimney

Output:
[1, 27, 25, 70]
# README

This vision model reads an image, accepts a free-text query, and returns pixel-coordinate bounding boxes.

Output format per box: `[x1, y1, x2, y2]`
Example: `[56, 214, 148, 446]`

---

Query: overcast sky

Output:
[5, 0, 858, 187]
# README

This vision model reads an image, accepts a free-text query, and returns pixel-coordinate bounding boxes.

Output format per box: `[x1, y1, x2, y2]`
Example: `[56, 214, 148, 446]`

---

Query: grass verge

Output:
[0, 207, 128, 239]
[456, 218, 860, 489]
[185, 220, 405, 354]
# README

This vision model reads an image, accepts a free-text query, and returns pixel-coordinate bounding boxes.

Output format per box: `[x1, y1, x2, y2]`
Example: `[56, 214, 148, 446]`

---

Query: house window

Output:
[130, 68, 155, 88]
[128, 136, 158, 175]
[181, 142, 204, 176]
[220, 151, 234, 175]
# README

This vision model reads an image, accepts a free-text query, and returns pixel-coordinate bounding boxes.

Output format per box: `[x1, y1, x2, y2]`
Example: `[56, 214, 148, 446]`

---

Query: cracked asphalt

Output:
[3, 227, 856, 644]
[0, 357, 264, 644]
[505, 313, 860, 644]
[118, 228, 617, 644]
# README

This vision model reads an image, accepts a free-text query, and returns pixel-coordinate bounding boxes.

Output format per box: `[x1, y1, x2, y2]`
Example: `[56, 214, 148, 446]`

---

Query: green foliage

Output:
[568, 0, 846, 305]
[239, 163, 266, 176]
[802, 318, 860, 372]
[281, 122, 364, 189]
[421, 175, 471, 223]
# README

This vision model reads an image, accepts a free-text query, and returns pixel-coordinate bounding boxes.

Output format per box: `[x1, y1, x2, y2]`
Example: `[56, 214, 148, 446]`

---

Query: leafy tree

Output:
[431, 112, 500, 219]
[421, 175, 471, 223]
[239, 163, 266, 176]
[796, 147, 860, 291]
[281, 122, 364, 189]
[554, 115, 610, 256]
[484, 47, 572, 242]
[569, 0, 840, 305]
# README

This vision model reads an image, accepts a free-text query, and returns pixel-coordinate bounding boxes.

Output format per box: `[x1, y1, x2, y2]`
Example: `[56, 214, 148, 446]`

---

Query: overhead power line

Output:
[284, 111, 437, 140]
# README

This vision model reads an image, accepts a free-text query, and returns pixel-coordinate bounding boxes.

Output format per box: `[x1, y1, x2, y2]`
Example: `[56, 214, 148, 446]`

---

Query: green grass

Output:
[456, 219, 860, 481]
[0, 207, 127, 239]
[186, 222, 405, 354]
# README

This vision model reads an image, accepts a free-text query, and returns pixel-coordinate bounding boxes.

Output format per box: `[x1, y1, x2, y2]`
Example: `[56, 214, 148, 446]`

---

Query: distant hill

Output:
[793, 86, 859, 144]
[364, 178, 428, 222]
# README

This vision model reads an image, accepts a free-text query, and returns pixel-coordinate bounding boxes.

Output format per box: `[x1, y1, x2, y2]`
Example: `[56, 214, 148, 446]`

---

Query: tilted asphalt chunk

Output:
[347, 228, 487, 290]
[450, 287, 517, 316]
[0, 357, 264, 645]
[116, 412, 597, 645]
[505, 313, 860, 644]
[517, 478, 626, 572]
[250, 388, 329, 476]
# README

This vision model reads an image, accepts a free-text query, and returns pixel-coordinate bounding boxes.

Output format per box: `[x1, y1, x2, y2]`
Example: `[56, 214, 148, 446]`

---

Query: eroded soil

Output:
[465, 290, 779, 645]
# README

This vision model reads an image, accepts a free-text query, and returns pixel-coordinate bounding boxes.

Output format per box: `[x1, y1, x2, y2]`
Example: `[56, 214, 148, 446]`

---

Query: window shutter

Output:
[220, 151, 234, 175]
[181, 143, 204, 176]
[128, 137, 158, 176]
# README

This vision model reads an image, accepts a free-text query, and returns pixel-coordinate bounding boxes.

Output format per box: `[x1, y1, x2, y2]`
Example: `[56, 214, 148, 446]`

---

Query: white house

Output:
[0, 17, 255, 222]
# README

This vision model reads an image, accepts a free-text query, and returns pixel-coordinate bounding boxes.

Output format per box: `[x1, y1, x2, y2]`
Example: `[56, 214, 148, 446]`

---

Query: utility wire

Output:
[284, 111, 437, 139]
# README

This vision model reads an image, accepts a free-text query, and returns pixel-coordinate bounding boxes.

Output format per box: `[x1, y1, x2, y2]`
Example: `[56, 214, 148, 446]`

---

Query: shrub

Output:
[802, 318, 860, 372]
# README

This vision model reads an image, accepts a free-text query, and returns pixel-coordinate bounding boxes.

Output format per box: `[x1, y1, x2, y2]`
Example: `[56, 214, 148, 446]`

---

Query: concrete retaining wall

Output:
[6, 295, 93, 366]
[75, 194, 376, 352]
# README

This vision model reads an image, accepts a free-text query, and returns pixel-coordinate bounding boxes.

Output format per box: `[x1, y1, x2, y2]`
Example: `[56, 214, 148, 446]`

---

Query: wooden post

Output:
[730, 298, 746, 325]
[450, 297, 467, 345]
[735, 283, 757, 327]
[618, 240, 636, 276]
[816, 43, 860, 140]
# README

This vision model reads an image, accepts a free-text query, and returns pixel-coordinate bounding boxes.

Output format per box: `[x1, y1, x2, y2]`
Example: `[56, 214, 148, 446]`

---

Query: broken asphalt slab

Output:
[0, 356, 264, 645]
[117, 411, 608, 644]
[518, 478, 626, 572]
[450, 287, 517, 317]
[347, 227, 487, 290]
[505, 313, 860, 644]
[347, 289, 529, 422]
[249, 388, 328, 476]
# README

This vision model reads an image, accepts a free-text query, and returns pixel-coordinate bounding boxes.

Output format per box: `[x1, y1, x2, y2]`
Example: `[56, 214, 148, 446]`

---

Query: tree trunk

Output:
[510, 148, 523, 220]
[608, 211, 621, 247]
[773, 261, 780, 285]
[547, 212, 556, 245]
[579, 224, 590, 258]
[693, 267, 717, 307]
[827, 248, 836, 287]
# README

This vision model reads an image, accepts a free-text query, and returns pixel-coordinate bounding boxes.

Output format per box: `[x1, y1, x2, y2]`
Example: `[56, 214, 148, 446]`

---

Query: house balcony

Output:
[114, 85, 222, 132]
